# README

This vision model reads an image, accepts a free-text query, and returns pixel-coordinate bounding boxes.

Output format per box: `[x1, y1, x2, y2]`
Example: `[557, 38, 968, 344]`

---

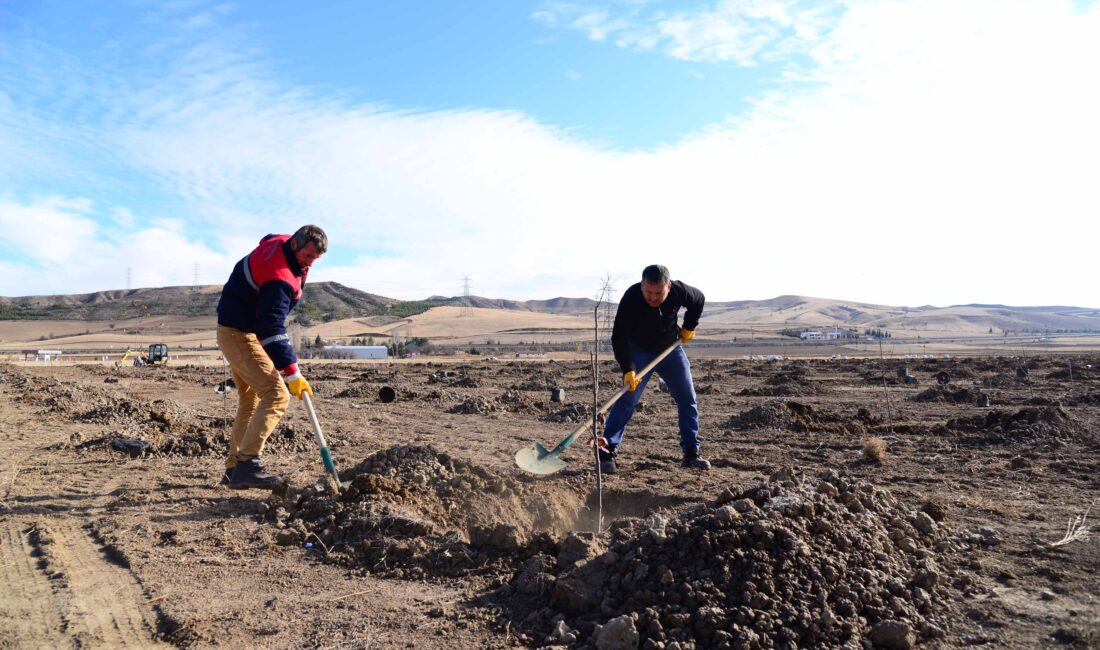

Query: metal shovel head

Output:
[515, 441, 568, 475]
[316, 476, 352, 493]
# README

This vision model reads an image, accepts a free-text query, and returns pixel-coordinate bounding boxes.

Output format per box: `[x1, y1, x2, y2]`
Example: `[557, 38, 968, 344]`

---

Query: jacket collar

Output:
[281, 240, 305, 277]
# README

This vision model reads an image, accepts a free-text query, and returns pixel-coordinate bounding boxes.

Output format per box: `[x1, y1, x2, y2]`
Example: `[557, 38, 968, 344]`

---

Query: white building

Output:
[800, 331, 824, 340]
[321, 345, 388, 359]
[22, 349, 64, 361]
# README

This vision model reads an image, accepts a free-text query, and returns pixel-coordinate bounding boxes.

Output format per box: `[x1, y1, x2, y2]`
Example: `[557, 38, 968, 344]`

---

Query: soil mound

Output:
[739, 383, 822, 398]
[946, 405, 1093, 445]
[542, 469, 970, 648]
[447, 396, 501, 415]
[422, 388, 460, 403]
[1046, 366, 1100, 381]
[74, 396, 192, 428]
[270, 444, 580, 579]
[980, 375, 1017, 389]
[858, 371, 911, 387]
[262, 424, 323, 454]
[541, 404, 594, 424]
[726, 401, 876, 435]
[64, 396, 234, 456]
[738, 367, 824, 397]
[16, 373, 319, 457]
[912, 386, 978, 404]
[334, 383, 378, 399]
[496, 389, 544, 414]
[1063, 390, 1100, 406]
[766, 365, 811, 383]
[510, 376, 560, 392]
[427, 370, 480, 387]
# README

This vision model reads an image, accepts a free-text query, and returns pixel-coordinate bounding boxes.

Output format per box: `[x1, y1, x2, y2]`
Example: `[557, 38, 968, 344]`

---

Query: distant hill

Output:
[703, 295, 1100, 335]
[462, 296, 599, 314]
[0, 283, 449, 324]
[3, 286, 1098, 337]
[0, 285, 222, 321]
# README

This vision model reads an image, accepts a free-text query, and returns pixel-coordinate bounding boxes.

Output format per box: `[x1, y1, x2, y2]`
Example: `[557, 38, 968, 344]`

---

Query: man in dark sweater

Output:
[600, 264, 709, 474]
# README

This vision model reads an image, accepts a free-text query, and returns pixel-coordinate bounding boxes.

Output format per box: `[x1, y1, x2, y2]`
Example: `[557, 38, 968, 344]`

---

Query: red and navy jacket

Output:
[216, 234, 308, 376]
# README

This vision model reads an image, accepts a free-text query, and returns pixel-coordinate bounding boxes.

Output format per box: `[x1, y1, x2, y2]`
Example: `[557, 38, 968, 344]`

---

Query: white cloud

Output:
[110, 206, 138, 229]
[537, 0, 843, 64]
[0, 197, 100, 266]
[0, 196, 232, 294]
[1, 0, 1098, 308]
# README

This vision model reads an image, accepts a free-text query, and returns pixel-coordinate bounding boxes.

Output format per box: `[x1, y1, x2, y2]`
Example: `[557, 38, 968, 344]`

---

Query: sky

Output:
[0, 0, 1097, 307]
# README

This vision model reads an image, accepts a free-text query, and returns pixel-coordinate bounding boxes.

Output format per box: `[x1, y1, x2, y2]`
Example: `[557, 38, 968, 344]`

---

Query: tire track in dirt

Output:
[4, 520, 171, 648]
[1, 370, 170, 647]
[0, 521, 68, 648]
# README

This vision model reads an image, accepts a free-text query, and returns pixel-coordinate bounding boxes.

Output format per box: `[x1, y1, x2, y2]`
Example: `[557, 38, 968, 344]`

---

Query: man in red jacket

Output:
[215, 225, 326, 489]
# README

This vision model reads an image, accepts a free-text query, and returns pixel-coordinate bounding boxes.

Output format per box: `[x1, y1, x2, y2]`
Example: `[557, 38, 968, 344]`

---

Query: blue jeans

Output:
[604, 345, 700, 454]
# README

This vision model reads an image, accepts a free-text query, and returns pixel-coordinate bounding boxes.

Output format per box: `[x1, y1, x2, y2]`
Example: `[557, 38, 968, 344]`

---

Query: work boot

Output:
[598, 445, 618, 475]
[228, 458, 285, 490]
[218, 469, 232, 486]
[681, 449, 711, 471]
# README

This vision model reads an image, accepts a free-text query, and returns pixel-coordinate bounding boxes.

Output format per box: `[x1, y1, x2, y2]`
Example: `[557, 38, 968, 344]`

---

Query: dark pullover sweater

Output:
[611, 280, 705, 374]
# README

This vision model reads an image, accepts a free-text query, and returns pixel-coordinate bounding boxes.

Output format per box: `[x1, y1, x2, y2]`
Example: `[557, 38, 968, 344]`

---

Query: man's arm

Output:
[611, 293, 635, 374]
[679, 282, 705, 332]
[254, 281, 299, 375]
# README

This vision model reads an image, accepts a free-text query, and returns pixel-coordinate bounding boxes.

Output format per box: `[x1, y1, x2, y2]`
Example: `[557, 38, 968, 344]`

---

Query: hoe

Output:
[303, 393, 351, 491]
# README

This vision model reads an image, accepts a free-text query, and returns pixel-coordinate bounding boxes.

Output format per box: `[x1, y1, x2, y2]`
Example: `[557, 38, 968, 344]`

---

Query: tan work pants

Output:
[216, 326, 290, 468]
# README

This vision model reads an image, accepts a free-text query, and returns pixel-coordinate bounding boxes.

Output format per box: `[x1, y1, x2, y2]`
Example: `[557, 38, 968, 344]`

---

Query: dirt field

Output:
[1, 353, 1098, 648]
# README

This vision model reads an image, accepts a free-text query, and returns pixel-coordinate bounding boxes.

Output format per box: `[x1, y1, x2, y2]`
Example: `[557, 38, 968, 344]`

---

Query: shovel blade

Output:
[515, 442, 568, 475]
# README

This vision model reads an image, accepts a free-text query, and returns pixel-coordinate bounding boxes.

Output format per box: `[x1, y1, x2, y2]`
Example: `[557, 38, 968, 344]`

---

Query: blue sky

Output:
[1, 1, 1098, 306]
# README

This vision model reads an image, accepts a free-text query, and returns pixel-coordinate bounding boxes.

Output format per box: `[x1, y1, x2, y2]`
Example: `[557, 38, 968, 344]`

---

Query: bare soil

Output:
[1, 354, 1098, 648]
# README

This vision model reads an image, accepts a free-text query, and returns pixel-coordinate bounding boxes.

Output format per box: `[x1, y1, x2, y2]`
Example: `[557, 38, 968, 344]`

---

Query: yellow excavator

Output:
[116, 343, 170, 368]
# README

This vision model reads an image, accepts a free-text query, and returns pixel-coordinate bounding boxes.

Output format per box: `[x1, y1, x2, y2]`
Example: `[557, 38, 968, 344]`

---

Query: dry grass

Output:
[0, 460, 18, 508]
[1048, 503, 1093, 548]
[862, 437, 887, 464]
[955, 494, 1023, 519]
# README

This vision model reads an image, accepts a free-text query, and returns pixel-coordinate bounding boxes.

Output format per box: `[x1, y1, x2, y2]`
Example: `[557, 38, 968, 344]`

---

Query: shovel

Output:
[302, 392, 351, 490]
[515, 339, 683, 475]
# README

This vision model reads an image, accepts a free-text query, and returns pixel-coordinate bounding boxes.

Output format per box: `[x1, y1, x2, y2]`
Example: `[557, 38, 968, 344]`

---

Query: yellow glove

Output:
[285, 373, 313, 400]
[623, 371, 640, 392]
[680, 328, 695, 343]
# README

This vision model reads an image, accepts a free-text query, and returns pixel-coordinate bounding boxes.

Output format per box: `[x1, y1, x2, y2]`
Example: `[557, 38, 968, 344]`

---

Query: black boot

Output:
[219, 469, 232, 486]
[681, 449, 711, 470]
[228, 458, 285, 490]
[598, 445, 618, 475]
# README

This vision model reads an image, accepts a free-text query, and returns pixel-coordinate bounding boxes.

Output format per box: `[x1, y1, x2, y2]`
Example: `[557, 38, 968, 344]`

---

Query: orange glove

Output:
[623, 371, 640, 392]
[680, 328, 695, 343]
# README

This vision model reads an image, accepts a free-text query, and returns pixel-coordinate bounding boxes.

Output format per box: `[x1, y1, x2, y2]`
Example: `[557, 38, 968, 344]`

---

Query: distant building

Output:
[321, 345, 388, 360]
[800, 331, 824, 340]
[22, 349, 64, 361]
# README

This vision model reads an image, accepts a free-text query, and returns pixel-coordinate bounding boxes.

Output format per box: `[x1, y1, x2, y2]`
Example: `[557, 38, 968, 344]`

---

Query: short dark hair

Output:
[291, 225, 328, 254]
[642, 264, 670, 285]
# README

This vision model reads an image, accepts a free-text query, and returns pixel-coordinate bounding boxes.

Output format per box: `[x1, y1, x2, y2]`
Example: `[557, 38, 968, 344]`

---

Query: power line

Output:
[126, 267, 132, 291]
